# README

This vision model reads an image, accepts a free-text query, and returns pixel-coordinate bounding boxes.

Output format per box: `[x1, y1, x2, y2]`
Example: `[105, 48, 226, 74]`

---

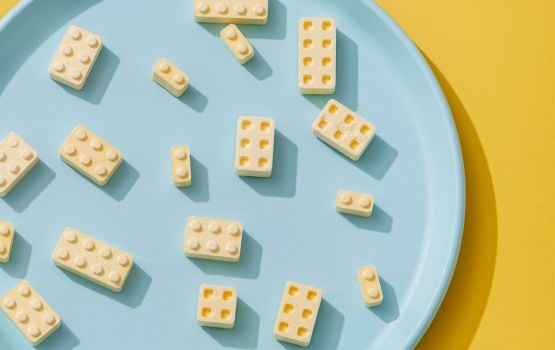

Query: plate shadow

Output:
[179, 155, 209, 202]
[100, 160, 140, 201]
[342, 204, 393, 234]
[371, 277, 399, 323]
[0, 231, 32, 278]
[38, 323, 80, 350]
[3, 160, 56, 213]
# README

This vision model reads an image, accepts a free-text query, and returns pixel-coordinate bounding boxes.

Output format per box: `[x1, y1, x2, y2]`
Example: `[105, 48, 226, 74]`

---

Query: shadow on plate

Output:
[3, 160, 56, 213]
[341, 204, 393, 234]
[38, 323, 80, 350]
[0, 231, 32, 278]
[243, 47, 273, 80]
[178, 84, 209, 113]
[371, 277, 399, 323]
[100, 160, 140, 201]
[179, 156, 209, 202]
[204, 299, 260, 349]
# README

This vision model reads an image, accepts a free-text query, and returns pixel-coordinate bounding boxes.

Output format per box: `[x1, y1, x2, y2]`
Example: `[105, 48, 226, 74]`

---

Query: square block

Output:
[1, 280, 61, 346]
[235, 116, 275, 177]
[172, 146, 192, 187]
[0, 132, 39, 197]
[358, 266, 383, 307]
[59, 125, 123, 186]
[194, 0, 268, 24]
[336, 189, 374, 217]
[52, 227, 134, 292]
[298, 17, 336, 94]
[0, 221, 15, 263]
[312, 99, 376, 161]
[197, 284, 237, 329]
[152, 58, 189, 97]
[220, 24, 254, 64]
[48, 25, 103, 90]
[273, 281, 322, 347]
[184, 217, 243, 262]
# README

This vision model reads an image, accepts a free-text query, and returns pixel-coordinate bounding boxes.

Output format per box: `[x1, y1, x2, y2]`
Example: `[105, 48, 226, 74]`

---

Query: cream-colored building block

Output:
[298, 17, 336, 94]
[197, 284, 237, 329]
[59, 125, 123, 186]
[1, 280, 61, 346]
[220, 24, 254, 64]
[48, 25, 103, 90]
[152, 58, 189, 97]
[184, 217, 243, 262]
[312, 99, 376, 161]
[52, 227, 134, 292]
[235, 116, 275, 177]
[0, 132, 39, 197]
[172, 146, 192, 187]
[336, 189, 374, 217]
[0, 222, 15, 263]
[358, 266, 383, 307]
[194, 0, 268, 24]
[273, 281, 322, 347]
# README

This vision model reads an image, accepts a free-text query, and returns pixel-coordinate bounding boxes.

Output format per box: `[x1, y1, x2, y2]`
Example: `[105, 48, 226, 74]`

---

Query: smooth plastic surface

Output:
[0, 0, 464, 349]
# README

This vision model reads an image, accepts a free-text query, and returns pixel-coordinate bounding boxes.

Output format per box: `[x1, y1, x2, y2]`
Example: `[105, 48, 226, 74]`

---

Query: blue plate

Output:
[0, 0, 464, 349]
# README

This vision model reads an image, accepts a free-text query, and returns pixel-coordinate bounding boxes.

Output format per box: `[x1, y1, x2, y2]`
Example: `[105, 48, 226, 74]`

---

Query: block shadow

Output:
[243, 48, 273, 80]
[204, 299, 260, 349]
[178, 84, 209, 113]
[3, 160, 56, 213]
[371, 277, 399, 323]
[341, 204, 392, 234]
[0, 231, 32, 278]
[240, 131, 297, 198]
[191, 231, 262, 279]
[179, 156, 209, 203]
[355, 135, 398, 180]
[100, 160, 140, 201]
[38, 323, 80, 350]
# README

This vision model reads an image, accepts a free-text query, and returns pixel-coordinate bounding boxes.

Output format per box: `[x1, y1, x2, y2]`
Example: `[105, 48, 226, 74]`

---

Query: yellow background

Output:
[1, 0, 554, 348]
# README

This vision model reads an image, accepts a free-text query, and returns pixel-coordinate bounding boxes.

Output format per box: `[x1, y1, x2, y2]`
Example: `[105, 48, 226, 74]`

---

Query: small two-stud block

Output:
[220, 24, 254, 64]
[152, 58, 189, 97]
[0, 221, 15, 263]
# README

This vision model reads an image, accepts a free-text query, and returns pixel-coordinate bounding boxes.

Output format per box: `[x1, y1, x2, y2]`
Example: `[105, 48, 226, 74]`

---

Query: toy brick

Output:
[197, 284, 237, 329]
[220, 24, 254, 64]
[172, 145, 192, 187]
[52, 227, 134, 292]
[357, 266, 383, 307]
[194, 0, 268, 24]
[152, 58, 189, 97]
[184, 217, 243, 262]
[235, 116, 275, 177]
[0, 221, 14, 263]
[312, 99, 376, 161]
[0, 132, 39, 197]
[336, 189, 374, 217]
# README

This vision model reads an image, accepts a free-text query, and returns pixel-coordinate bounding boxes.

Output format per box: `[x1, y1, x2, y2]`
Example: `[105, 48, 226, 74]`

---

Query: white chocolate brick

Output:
[312, 99, 376, 161]
[152, 58, 189, 97]
[298, 18, 336, 94]
[235, 116, 275, 177]
[0, 221, 15, 263]
[59, 125, 123, 186]
[52, 227, 134, 292]
[273, 281, 322, 347]
[0, 132, 39, 197]
[1, 280, 61, 346]
[172, 145, 192, 187]
[184, 217, 243, 262]
[358, 266, 383, 307]
[220, 24, 254, 64]
[197, 284, 237, 329]
[194, 0, 268, 24]
[48, 25, 103, 90]
[336, 189, 374, 217]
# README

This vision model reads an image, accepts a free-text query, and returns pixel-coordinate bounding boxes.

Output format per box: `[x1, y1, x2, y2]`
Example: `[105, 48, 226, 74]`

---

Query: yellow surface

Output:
[1, 1, 554, 348]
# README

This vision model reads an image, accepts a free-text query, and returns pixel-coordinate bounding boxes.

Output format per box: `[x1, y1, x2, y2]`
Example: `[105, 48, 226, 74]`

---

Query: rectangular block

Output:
[273, 281, 322, 347]
[358, 266, 383, 307]
[184, 217, 243, 262]
[298, 17, 336, 94]
[1, 280, 61, 346]
[152, 58, 189, 97]
[0, 132, 39, 197]
[197, 284, 237, 329]
[0, 222, 15, 263]
[52, 227, 134, 292]
[235, 116, 275, 177]
[172, 145, 192, 187]
[194, 0, 268, 24]
[336, 190, 374, 217]
[220, 24, 254, 64]
[59, 125, 123, 186]
[48, 25, 103, 90]
[312, 99, 376, 161]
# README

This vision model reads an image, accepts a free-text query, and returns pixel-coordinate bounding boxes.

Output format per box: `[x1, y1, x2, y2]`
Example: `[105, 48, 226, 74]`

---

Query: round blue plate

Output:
[0, 0, 464, 349]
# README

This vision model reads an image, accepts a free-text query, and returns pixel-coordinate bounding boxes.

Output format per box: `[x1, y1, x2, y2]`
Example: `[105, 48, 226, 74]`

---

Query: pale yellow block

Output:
[298, 17, 336, 94]
[336, 189, 374, 217]
[1, 280, 61, 346]
[0, 132, 39, 197]
[0, 221, 14, 263]
[59, 125, 123, 186]
[152, 58, 189, 97]
[48, 25, 103, 90]
[312, 99, 376, 161]
[193, 0, 268, 24]
[52, 227, 134, 292]
[184, 217, 243, 262]
[273, 281, 322, 347]
[358, 265, 383, 307]
[197, 284, 237, 329]
[220, 24, 254, 64]
[172, 145, 192, 187]
[235, 116, 275, 177]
